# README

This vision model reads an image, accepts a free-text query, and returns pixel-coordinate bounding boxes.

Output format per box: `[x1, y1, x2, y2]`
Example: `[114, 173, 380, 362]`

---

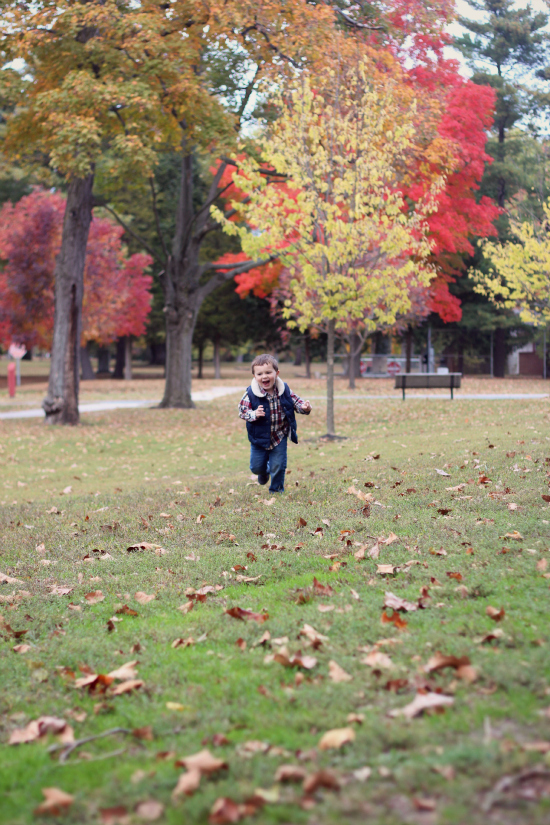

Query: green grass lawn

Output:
[1, 389, 550, 824]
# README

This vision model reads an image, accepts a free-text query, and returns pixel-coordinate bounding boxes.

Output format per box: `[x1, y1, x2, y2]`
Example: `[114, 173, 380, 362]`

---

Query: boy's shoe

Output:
[257, 473, 269, 485]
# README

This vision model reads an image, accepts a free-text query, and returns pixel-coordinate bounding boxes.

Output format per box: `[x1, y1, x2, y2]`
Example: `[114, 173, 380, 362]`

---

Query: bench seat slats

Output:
[394, 373, 462, 389]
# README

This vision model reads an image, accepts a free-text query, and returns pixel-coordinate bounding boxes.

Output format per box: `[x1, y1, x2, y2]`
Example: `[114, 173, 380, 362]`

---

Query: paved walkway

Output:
[0, 387, 547, 420]
[0, 385, 241, 420]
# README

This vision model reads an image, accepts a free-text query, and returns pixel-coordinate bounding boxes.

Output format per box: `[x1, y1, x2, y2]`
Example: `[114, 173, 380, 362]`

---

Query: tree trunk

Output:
[114, 337, 125, 378]
[80, 344, 95, 380]
[294, 346, 302, 366]
[213, 333, 221, 380]
[197, 340, 204, 379]
[97, 347, 110, 374]
[493, 327, 507, 377]
[304, 333, 311, 379]
[124, 336, 132, 381]
[406, 325, 413, 372]
[326, 318, 336, 437]
[43, 173, 94, 424]
[160, 307, 195, 408]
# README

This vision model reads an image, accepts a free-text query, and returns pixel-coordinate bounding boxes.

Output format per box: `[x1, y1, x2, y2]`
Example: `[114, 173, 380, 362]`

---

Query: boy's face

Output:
[253, 363, 279, 392]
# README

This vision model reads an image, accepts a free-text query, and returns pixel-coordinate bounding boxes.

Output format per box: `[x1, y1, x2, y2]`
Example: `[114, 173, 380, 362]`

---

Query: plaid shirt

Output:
[239, 385, 309, 448]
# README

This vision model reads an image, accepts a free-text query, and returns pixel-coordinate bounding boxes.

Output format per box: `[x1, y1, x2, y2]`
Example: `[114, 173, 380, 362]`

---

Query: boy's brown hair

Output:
[251, 353, 279, 374]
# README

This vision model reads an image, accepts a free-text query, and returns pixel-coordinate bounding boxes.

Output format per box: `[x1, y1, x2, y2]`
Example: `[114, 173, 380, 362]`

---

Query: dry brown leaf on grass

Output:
[34, 787, 74, 816]
[261, 498, 276, 506]
[135, 592, 155, 605]
[318, 727, 355, 750]
[328, 660, 352, 682]
[424, 652, 477, 683]
[389, 691, 454, 719]
[500, 531, 523, 541]
[99, 805, 129, 825]
[107, 661, 139, 680]
[134, 800, 164, 821]
[377, 564, 396, 575]
[384, 592, 417, 613]
[85, 590, 104, 604]
[209, 796, 265, 825]
[362, 650, 393, 669]
[275, 764, 308, 783]
[172, 768, 202, 799]
[171, 637, 195, 649]
[111, 679, 144, 696]
[298, 623, 328, 648]
[178, 601, 194, 615]
[0, 571, 23, 585]
[226, 607, 268, 623]
[382, 532, 399, 545]
[176, 749, 228, 775]
[347, 485, 374, 502]
[486, 605, 505, 622]
[13, 643, 31, 653]
[381, 610, 408, 630]
[303, 769, 341, 794]
[50, 585, 73, 596]
[9, 716, 72, 746]
[273, 648, 317, 670]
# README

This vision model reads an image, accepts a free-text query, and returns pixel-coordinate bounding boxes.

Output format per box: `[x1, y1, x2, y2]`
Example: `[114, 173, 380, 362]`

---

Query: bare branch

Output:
[100, 204, 164, 266]
[198, 255, 277, 302]
[335, 8, 385, 30]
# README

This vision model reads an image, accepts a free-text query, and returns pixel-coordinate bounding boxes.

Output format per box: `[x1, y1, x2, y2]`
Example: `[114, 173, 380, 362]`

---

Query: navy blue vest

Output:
[246, 382, 298, 448]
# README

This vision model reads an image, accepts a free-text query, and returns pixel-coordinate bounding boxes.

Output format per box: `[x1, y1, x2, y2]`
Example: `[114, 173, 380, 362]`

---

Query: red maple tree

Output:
[0, 189, 153, 349]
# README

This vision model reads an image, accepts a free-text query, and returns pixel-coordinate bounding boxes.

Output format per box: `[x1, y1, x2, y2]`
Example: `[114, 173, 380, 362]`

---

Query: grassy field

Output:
[1, 381, 550, 825]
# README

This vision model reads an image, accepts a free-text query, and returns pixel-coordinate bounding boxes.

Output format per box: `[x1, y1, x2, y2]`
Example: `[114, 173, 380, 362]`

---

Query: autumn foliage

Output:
[0, 189, 152, 349]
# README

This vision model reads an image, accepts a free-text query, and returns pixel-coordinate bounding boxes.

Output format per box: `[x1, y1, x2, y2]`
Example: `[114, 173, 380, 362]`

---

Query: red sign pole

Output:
[7, 362, 16, 397]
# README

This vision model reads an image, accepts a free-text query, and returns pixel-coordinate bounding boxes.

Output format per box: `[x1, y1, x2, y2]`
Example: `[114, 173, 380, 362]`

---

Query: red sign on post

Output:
[387, 360, 401, 376]
[7, 362, 16, 397]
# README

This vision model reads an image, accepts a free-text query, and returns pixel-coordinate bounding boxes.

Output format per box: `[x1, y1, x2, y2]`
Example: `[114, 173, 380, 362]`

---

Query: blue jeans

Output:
[250, 437, 288, 493]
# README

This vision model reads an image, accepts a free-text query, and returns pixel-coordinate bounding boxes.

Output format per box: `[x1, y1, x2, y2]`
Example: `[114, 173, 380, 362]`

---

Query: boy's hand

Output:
[301, 400, 312, 414]
[255, 404, 266, 418]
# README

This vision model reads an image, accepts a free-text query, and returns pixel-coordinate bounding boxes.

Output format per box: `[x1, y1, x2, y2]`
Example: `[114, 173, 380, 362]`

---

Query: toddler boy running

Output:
[238, 354, 312, 493]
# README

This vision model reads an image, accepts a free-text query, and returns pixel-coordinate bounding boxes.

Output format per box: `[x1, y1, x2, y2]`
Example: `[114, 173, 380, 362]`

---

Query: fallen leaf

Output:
[352, 766, 372, 782]
[328, 660, 352, 682]
[499, 531, 523, 541]
[275, 764, 308, 783]
[115, 604, 138, 617]
[384, 592, 417, 612]
[362, 650, 393, 669]
[383, 532, 399, 545]
[12, 643, 31, 654]
[225, 607, 268, 623]
[424, 652, 471, 673]
[381, 610, 408, 629]
[436, 469, 450, 477]
[432, 764, 456, 781]
[34, 787, 74, 815]
[377, 564, 395, 575]
[413, 797, 437, 812]
[476, 628, 504, 644]
[99, 805, 129, 825]
[209, 797, 243, 825]
[389, 691, 454, 719]
[9, 716, 70, 745]
[261, 498, 276, 506]
[133, 726, 153, 741]
[273, 647, 317, 670]
[196, 514, 207, 523]
[298, 623, 328, 648]
[317, 604, 335, 613]
[486, 605, 505, 622]
[135, 592, 155, 605]
[0, 571, 23, 585]
[107, 661, 139, 680]
[347, 712, 365, 724]
[134, 800, 164, 821]
[303, 769, 341, 794]
[111, 679, 144, 695]
[176, 749, 228, 775]
[49, 585, 73, 596]
[318, 727, 355, 750]
[446, 571, 463, 581]
[172, 769, 201, 798]
[178, 601, 194, 614]
[85, 590, 105, 604]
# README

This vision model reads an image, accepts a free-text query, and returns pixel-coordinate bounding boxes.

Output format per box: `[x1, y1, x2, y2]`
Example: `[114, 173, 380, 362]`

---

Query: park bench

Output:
[394, 372, 462, 400]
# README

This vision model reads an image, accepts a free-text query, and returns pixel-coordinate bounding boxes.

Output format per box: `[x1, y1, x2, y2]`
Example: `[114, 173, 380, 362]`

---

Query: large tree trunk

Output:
[213, 333, 221, 380]
[160, 305, 196, 408]
[97, 346, 110, 374]
[114, 337, 125, 378]
[43, 173, 94, 424]
[325, 319, 336, 437]
[80, 344, 95, 381]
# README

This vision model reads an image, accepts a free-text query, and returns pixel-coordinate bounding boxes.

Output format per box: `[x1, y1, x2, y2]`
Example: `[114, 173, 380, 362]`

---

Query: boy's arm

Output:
[290, 390, 312, 415]
[238, 392, 258, 421]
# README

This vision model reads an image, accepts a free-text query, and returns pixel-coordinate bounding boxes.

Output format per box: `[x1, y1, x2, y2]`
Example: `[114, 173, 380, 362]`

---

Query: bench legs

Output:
[402, 386, 405, 401]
